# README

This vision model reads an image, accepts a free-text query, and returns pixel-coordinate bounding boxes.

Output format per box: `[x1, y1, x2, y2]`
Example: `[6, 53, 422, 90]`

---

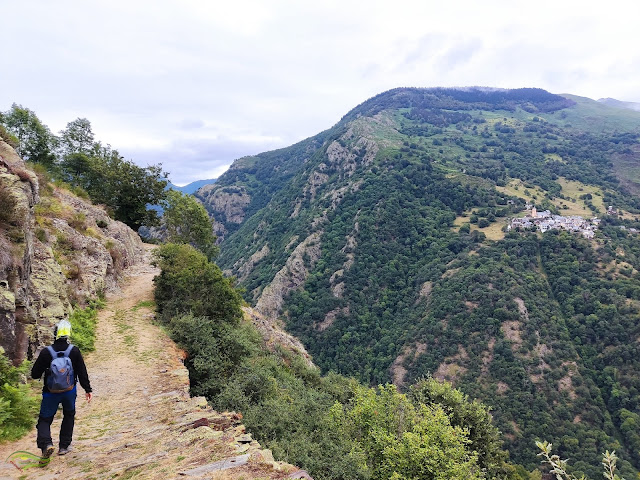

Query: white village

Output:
[508, 205, 601, 238]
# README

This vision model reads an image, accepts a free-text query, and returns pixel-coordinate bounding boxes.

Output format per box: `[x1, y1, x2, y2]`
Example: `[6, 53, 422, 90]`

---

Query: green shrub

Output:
[168, 314, 260, 398]
[35, 228, 47, 243]
[0, 351, 38, 441]
[330, 384, 483, 480]
[0, 124, 19, 148]
[537, 441, 625, 480]
[69, 299, 104, 352]
[152, 243, 243, 325]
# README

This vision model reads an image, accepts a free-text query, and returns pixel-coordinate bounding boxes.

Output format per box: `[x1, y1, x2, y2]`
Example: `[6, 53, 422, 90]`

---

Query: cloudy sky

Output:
[2, 0, 639, 184]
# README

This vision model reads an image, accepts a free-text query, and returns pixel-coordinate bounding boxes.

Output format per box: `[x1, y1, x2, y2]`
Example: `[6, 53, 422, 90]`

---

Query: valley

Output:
[197, 87, 640, 479]
[3, 86, 640, 480]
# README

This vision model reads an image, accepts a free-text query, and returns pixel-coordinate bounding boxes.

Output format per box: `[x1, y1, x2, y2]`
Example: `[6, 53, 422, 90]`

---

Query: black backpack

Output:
[46, 345, 75, 393]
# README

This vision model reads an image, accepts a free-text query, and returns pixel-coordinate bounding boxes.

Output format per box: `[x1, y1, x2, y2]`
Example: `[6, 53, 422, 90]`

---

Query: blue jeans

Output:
[36, 387, 77, 449]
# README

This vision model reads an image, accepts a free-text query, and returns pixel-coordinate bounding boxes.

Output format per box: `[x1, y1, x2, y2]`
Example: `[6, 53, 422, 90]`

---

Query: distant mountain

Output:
[598, 97, 640, 112]
[197, 87, 640, 479]
[168, 178, 216, 194]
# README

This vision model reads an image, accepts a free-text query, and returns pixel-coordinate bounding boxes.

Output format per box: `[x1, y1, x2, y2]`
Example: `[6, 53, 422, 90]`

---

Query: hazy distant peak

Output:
[597, 97, 640, 112]
[168, 178, 217, 195]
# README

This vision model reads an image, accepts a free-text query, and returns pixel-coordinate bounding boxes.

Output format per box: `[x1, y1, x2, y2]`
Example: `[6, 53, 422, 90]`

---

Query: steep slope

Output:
[198, 87, 640, 478]
[0, 139, 144, 365]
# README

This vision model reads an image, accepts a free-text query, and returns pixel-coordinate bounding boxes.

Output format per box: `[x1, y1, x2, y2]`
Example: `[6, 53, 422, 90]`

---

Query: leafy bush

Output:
[537, 441, 624, 480]
[163, 190, 219, 260]
[69, 299, 104, 352]
[167, 314, 260, 398]
[152, 243, 243, 325]
[330, 384, 483, 480]
[0, 351, 38, 442]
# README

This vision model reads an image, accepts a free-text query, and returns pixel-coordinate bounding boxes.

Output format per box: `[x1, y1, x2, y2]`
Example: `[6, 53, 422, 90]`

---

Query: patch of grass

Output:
[476, 221, 507, 240]
[544, 153, 565, 163]
[115, 309, 137, 349]
[35, 228, 47, 242]
[34, 196, 65, 218]
[556, 177, 604, 214]
[496, 178, 546, 203]
[132, 300, 155, 311]
[544, 94, 640, 133]
[64, 261, 81, 280]
[497, 177, 606, 217]
[452, 211, 507, 241]
[85, 226, 101, 238]
[68, 212, 87, 231]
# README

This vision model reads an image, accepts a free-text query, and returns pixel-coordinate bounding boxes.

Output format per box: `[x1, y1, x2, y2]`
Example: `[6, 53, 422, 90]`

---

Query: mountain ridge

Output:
[196, 86, 640, 478]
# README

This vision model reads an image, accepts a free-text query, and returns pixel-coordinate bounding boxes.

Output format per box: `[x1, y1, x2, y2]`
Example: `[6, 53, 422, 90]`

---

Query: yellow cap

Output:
[56, 320, 71, 339]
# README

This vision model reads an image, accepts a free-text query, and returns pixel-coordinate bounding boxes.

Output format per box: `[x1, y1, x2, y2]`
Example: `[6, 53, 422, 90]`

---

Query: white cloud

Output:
[2, 0, 640, 183]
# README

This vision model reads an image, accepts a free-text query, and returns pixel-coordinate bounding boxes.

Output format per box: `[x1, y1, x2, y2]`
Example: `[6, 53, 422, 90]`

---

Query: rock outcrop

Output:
[0, 139, 145, 365]
[255, 232, 322, 321]
[196, 184, 251, 239]
[243, 306, 314, 368]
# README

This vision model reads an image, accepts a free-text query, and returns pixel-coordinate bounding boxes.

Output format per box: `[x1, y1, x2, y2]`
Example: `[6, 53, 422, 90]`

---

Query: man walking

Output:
[31, 319, 93, 457]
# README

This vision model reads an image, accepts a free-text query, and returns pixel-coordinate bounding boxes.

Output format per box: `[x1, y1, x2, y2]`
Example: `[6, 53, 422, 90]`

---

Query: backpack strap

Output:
[46, 344, 74, 358]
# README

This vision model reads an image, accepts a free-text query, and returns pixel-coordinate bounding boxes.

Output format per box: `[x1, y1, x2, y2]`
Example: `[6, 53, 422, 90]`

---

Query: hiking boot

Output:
[58, 446, 73, 455]
[42, 444, 55, 458]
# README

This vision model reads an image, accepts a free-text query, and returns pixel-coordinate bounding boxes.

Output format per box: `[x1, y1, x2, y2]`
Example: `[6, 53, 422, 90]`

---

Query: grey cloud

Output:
[178, 119, 206, 130]
[120, 136, 286, 185]
[401, 33, 448, 66]
[436, 40, 482, 71]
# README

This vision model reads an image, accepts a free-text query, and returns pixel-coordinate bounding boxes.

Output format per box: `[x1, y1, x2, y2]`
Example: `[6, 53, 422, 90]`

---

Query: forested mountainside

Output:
[196, 87, 640, 479]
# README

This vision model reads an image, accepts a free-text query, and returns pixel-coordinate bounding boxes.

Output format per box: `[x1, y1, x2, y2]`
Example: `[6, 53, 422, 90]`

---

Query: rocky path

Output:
[0, 246, 305, 480]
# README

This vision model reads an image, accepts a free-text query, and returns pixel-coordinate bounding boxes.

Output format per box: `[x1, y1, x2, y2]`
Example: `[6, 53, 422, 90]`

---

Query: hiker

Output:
[31, 319, 93, 458]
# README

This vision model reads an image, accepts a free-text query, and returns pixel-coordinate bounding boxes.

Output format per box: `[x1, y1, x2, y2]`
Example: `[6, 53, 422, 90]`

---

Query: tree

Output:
[163, 190, 219, 260]
[0, 104, 58, 167]
[151, 243, 243, 325]
[59, 118, 95, 157]
[96, 152, 168, 229]
[409, 378, 512, 479]
[60, 145, 168, 230]
[330, 384, 484, 480]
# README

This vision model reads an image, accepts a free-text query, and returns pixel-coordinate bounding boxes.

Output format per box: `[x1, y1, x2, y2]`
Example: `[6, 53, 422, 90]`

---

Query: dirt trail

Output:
[0, 246, 302, 480]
